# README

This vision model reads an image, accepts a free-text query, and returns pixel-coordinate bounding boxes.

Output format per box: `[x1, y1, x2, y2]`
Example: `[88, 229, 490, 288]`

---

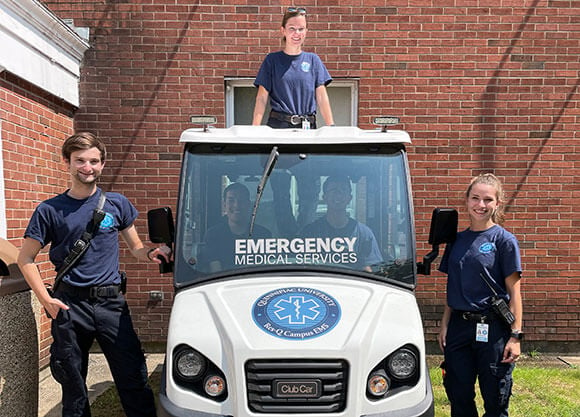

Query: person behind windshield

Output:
[252, 7, 334, 128]
[300, 175, 382, 272]
[201, 183, 271, 272]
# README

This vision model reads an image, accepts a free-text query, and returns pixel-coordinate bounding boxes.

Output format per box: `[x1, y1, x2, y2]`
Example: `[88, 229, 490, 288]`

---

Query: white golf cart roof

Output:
[179, 125, 411, 145]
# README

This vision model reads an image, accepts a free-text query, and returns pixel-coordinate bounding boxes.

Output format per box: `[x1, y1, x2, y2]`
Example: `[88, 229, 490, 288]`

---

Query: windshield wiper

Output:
[249, 146, 279, 236]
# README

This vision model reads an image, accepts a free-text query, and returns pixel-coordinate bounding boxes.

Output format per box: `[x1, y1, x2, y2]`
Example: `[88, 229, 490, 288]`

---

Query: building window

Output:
[225, 78, 358, 127]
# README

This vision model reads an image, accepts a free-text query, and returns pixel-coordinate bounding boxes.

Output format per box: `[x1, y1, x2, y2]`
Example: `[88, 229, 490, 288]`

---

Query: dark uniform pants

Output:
[443, 312, 514, 417]
[50, 290, 156, 417]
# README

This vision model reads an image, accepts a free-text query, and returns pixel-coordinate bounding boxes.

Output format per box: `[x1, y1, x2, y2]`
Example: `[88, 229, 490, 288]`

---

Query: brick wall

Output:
[38, 0, 579, 352]
[1, 71, 75, 367]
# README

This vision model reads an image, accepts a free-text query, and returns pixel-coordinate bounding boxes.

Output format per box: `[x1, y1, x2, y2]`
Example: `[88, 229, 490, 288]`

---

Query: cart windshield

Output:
[174, 143, 416, 288]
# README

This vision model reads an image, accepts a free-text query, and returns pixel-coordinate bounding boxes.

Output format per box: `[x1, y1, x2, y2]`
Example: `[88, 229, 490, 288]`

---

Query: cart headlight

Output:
[387, 348, 417, 380]
[367, 371, 390, 397]
[174, 346, 206, 380]
[204, 375, 226, 397]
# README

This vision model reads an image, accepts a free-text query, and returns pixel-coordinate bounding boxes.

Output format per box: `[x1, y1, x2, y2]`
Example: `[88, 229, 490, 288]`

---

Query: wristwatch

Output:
[510, 330, 524, 340]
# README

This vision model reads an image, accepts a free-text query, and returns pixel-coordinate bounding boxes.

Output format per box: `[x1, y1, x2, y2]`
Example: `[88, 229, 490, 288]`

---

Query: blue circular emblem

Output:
[479, 242, 496, 254]
[301, 61, 311, 73]
[252, 287, 341, 340]
[99, 213, 114, 230]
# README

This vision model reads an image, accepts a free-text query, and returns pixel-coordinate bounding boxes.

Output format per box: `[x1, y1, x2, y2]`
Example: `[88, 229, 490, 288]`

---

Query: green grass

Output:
[91, 361, 580, 417]
[430, 364, 580, 417]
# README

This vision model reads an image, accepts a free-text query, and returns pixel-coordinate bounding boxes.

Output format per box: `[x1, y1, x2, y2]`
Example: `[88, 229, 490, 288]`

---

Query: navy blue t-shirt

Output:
[254, 51, 332, 115]
[201, 219, 271, 270]
[24, 188, 137, 287]
[439, 225, 522, 312]
[300, 217, 383, 269]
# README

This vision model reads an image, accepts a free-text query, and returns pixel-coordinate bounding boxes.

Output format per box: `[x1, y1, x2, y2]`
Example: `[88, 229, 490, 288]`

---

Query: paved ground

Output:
[39, 353, 578, 416]
[38, 353, 164, 417]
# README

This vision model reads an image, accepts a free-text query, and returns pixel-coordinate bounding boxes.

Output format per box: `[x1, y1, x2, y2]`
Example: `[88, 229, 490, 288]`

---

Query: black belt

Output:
[58, 281, 121, 299]
[269, 110, 316, 126]
[455, 310, 495, 322]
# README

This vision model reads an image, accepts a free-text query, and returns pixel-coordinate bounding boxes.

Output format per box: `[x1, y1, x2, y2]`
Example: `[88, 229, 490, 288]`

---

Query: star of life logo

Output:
[252, 287, 341, 340]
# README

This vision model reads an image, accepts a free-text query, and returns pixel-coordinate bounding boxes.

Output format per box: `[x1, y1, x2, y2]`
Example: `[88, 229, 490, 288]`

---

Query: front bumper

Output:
[157, 366, 434, 417]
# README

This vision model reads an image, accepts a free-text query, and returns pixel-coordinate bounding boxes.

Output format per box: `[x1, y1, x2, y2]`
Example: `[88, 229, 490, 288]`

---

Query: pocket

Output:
[50, 353, 72, 384]
[489, 362, 514, 406]
[49, 309, 75, 384]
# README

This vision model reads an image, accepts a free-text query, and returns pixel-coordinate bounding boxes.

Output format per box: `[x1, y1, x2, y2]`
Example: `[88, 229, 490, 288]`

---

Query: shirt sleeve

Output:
[23, 204, 51, 247]
[499, 230, 522, 278]
[312, 54, 332, 87]
[438, 242, 452, 274]
[116, 194, 138, 231]
[254, 54, 273, 92]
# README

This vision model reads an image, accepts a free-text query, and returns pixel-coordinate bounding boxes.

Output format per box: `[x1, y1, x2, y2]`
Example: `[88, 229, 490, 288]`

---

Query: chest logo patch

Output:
[99, 213, 115, 230]
[479, 242, 496, 254]
[301, 61, 311, 72]
[252, 287, 341, 340]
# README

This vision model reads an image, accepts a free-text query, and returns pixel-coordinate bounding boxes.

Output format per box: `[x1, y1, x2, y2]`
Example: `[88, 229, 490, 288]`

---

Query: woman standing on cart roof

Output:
[252, 7, 335, 128]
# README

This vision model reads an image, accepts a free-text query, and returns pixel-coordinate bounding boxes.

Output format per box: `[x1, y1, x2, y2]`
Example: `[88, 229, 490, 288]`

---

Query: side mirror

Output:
[428, 208, 458, 246]
[148, 207, 175, 244]
[147, 207, 175, 273]
[417, 208, 458, 275]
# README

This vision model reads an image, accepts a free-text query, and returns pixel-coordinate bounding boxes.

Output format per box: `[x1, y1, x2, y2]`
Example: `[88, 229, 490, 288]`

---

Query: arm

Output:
[17, 237, 69, 319]
[438, 305, 452, 352]
[120, 224, 171, 264]
[315, 85, 334, 126]
[252, 86, 269, 126]
[502, 271, 523, 363]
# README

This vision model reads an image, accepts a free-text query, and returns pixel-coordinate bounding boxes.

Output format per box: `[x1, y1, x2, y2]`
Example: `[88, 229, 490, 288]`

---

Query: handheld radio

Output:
[479, 269, 515, 326]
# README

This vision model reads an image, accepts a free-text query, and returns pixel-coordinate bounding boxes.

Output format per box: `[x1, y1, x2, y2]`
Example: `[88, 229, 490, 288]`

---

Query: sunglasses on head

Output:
[287, 7, 307, 14]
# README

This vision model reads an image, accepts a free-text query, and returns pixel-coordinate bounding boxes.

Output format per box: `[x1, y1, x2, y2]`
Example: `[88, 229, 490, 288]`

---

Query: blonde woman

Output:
[438, 173, 523, 417]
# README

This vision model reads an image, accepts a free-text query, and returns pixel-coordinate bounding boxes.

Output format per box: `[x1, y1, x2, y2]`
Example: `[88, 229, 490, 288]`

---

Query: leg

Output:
[477, 321, 514, 417]
[444, 314, 479, 417]
[95, 295, 156, 417]
[50, 296, 94, 417]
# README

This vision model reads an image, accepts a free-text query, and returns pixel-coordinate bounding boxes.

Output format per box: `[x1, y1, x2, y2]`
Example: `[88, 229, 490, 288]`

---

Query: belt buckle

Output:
[89, 286, 117, 298]
[290, 115, 301, 125]
[462, 312, 470, 320]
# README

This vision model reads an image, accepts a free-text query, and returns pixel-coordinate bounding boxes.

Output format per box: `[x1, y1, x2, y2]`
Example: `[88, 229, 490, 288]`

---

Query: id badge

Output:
[302, 119, 310, 130]
[476, 322, 489, 343]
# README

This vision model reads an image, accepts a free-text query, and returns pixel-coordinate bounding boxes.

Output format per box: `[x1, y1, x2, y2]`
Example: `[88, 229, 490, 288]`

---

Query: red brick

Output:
[5, 1, 578, 362]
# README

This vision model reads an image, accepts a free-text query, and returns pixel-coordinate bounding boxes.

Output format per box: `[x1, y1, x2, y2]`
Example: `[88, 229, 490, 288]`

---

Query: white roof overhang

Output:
[0, 0, 89, 106]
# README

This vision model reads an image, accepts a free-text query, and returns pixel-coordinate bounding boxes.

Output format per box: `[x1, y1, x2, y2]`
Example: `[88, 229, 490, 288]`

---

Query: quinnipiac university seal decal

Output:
[252, 287, 341, 340]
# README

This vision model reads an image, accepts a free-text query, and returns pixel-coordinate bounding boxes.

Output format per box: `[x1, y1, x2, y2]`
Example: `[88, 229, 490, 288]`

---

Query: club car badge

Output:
[252, 287, 341, 340]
